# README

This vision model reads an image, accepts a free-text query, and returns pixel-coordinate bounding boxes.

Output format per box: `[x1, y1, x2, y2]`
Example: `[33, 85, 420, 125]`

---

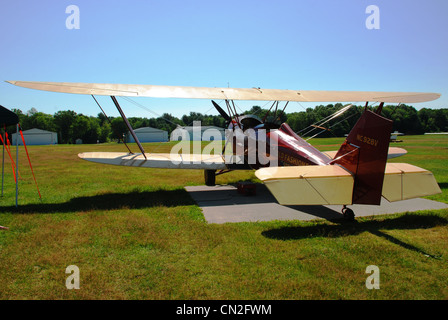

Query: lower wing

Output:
[78, 152, 228, 170]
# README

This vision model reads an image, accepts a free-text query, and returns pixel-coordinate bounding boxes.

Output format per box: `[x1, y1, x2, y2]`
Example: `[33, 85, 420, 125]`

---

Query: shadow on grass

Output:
[2, 189, 196, 214]
[437, 182, 448, 190]
[262, 214, 448, 259]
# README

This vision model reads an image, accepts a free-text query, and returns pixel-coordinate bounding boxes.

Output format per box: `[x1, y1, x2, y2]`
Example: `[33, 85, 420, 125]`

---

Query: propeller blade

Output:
[212, 100, 232, 122]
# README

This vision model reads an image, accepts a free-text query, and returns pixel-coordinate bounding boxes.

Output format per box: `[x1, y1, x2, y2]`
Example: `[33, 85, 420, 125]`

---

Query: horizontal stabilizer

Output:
[323, 147, 407, 160]
[382, 163, 441, 202]
[78, 152, 227, 170]
[255, 165, 354, 205]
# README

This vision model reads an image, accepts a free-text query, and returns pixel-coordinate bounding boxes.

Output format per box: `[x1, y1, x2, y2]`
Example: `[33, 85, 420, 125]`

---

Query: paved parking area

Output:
[185, 184, 448, 224]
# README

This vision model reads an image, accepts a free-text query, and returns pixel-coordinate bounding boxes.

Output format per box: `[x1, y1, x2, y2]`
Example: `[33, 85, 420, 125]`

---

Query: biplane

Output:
[6, 80, 442, 220]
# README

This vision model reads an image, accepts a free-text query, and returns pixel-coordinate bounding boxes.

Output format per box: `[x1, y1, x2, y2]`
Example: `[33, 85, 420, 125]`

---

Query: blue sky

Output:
[0, 0, 447, 118]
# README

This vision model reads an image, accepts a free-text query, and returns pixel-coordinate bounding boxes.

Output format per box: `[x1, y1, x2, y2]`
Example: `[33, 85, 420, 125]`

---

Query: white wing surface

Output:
[78, 152, 227, 170]
[6, 81, 441, 103]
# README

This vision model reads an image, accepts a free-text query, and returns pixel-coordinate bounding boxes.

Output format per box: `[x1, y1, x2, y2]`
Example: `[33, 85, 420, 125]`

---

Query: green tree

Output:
[27, 112, 56, 132]
[434, 109, 448, 132]
[384, 105, 423, 134]
[69, 115, 100, 144]
[99, 121, 112, 143]
[110, 117, 128, 141]
[54, 110, 77, 144]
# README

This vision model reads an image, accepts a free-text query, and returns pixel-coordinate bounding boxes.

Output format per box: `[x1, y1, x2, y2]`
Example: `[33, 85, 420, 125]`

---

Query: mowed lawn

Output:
[0, 135, 447, 299]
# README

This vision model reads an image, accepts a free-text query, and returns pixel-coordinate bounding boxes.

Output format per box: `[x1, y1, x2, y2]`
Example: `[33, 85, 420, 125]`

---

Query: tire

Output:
[343, 208, 355, 221]
[204, 170, 216, 186]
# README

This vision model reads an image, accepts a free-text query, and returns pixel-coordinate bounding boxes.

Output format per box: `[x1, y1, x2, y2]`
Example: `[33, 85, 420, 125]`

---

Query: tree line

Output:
[3, 104, 447, 144]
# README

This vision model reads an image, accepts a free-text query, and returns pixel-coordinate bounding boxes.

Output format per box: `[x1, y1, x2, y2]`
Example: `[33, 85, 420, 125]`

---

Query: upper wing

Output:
[6, 81, 441, 103]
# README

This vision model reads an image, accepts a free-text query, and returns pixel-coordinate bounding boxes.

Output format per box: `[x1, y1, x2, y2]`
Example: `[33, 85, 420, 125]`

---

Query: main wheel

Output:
[204, 170, 216, 186]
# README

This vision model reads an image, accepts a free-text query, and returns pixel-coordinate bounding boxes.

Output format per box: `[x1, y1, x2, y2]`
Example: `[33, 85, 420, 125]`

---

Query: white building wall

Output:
[126, 127, 169, 143]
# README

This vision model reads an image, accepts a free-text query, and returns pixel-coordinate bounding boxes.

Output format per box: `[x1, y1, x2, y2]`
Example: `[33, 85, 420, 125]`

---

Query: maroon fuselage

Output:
[239, 122, 331, 169]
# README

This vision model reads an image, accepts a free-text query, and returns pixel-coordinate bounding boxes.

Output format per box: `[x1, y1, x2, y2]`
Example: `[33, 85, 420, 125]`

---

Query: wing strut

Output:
[110, 96, 147, 159]
[92, 95, 133, 154]
[376, 102, 384, 115]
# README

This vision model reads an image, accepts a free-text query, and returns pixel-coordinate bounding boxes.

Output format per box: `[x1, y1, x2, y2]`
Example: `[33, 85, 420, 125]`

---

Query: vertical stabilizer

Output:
[333, 110, 393, 205]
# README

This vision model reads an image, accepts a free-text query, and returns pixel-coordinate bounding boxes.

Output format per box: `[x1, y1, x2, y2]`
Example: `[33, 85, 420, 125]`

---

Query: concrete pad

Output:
[185, 184, 448, 224]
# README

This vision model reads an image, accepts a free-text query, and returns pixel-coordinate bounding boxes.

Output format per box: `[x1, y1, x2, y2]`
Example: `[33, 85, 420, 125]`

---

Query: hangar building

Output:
[170, 126, 225, 141]
[126, 127, 169, 143]
[12, 128, 58, 145]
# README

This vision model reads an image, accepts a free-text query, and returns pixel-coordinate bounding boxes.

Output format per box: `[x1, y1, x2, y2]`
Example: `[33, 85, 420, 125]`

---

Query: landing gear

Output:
[342, 205, 355, 221]
[204, 170, 216, 186]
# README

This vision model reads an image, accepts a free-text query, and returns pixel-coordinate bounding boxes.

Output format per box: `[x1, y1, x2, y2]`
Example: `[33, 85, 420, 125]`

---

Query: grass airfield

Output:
[0, 135, 447, 299]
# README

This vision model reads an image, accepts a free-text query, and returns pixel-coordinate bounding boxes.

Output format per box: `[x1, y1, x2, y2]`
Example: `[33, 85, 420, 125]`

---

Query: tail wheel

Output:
[342, 206, 355, 221]
[204, 170, 216, 186]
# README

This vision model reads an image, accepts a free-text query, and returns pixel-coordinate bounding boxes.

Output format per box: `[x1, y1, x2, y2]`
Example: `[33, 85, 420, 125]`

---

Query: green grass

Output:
[0, 135, 447, 299]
